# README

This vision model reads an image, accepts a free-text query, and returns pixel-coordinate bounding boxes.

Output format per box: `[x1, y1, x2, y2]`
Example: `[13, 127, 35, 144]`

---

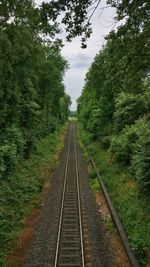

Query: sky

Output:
[35, 1, 118, 110]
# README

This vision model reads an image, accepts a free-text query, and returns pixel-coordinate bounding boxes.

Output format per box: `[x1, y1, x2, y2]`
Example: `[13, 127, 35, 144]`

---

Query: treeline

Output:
[0, 1, 71, 179]
[77, 0, 150, 193]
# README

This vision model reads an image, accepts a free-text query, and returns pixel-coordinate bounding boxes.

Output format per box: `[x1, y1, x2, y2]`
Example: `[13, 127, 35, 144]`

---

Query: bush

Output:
[5, 124, 25, 155]
[113, 92, 146, 133]
[110, 124, 139, 164]
[0, 125, 25, 179]
[100, 136, 111, 148]
[143, 79, 150, 112]
[49, 116, 58, 133]
[110, 116, 150, 192]
[131, 120, 150, 193]
[0, 144, 17, 178]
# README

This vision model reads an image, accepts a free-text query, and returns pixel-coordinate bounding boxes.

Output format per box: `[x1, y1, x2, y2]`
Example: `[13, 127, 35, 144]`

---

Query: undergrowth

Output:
[88, 168, 100, 192]
[0, 123, 68, 267]
[77, 121, 150, 266]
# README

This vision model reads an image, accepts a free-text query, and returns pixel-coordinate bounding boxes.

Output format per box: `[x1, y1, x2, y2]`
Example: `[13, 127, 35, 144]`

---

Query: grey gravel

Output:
[76, 141, 114, 267]
[24, 125, 114, 267]
[24, 132, 69, 267]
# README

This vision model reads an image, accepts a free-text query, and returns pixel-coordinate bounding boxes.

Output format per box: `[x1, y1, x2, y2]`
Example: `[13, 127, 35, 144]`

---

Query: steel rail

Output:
[54, 125, 71, 267]
[74, 126, 85, 267]
[85, 145, 140, 267]
[54, 122, 85, 267]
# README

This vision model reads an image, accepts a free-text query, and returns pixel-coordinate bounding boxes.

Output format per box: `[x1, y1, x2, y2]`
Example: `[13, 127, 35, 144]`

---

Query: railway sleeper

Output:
[58, 263, 81, 267]
[62, 226, 79, 231]
[61, 247, 80, 251]
[62, 219, 79, 223]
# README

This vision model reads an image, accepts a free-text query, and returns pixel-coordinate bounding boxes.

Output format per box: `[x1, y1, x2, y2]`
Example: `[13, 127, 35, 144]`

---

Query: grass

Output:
[77, 121, 150, 266]
[88, 167, 100, 192]
[0, 123, 68, 267]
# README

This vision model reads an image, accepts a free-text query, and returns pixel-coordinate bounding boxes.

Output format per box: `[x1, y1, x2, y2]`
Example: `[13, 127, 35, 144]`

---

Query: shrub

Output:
[110, 116, 150, 192]
[0, 144, 17, 178]
[49, 116, 58, 133]
[131, 119, 150, 193]
[4, 124, 25, 155]
[113, 92, 146, 133]
[100, 136, 111, 148]
[110, 124, 139, 164]
[143, 79, 150, 112]
[0, 125, 25, 179]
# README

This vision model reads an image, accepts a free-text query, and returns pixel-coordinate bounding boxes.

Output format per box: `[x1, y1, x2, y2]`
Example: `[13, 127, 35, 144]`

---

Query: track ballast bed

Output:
[54, 122, 85, 267]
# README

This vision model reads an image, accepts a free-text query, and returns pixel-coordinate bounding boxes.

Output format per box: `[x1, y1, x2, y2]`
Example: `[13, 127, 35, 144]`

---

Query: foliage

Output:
[110, 124, 139, 164]
[40, 0, 93, 47]
[0, 124, 68, 266]
[36, 0, 150, 50]
[110, 116, 150, 194]
[77, 2, 150, 262]
[0, 2, 72, 264]
[113, 92, 146, 133]
[77, 50, 114, 139]
[0, 1, 71, 179]
[77, 0, 150, 192]
[89, 168, 100, 192]
[131, 119, 150, 193]
[0, 0, 149, 264]
[77, 122, 150, 264]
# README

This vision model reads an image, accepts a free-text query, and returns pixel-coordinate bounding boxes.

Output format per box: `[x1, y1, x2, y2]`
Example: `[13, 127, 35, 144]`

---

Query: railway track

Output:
[25, 121, 139, 267]
[54, 122, 85, 267]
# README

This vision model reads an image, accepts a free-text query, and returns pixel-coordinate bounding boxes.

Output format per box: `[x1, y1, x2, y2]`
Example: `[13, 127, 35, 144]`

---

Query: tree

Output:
[0, 0, 71, 176]
[77, 0, 150, 193]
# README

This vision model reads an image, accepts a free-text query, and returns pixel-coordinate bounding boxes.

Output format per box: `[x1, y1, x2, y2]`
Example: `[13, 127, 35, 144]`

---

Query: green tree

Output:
[0, 0, 70, 176]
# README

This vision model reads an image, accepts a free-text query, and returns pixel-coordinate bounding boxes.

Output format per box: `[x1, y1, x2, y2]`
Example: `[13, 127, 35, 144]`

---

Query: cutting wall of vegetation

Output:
[0, 1, 71, 179]
[77, 1, 150, 193]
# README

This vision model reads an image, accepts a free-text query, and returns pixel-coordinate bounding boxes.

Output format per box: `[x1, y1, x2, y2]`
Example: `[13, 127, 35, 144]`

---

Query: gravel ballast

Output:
[76, 141, 113, 267]
[24, 124, 114, 267]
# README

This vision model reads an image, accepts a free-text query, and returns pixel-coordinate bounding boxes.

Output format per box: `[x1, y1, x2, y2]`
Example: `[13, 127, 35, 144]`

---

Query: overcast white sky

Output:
[35, 1, 118, 110]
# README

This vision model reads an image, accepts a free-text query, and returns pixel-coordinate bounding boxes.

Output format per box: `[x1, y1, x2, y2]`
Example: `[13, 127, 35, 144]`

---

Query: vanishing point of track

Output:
[54, 122, 85, 267]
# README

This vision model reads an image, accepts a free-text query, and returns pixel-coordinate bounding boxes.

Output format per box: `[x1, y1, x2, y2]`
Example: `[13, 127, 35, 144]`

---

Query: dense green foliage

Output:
[0, 0, 149, 264]
[0, 0, 71, 179]
[77, 1, 150, 263]
[0, 2, 72, 263]
[77, 121, 150, 264]
[0, 124, 68, 266]
[77, 0, 150, 194]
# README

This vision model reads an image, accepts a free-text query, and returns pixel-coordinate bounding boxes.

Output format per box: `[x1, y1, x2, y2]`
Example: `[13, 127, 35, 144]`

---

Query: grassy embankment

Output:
[0, 123, 68, 267]
[77, 121, 150, 266]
